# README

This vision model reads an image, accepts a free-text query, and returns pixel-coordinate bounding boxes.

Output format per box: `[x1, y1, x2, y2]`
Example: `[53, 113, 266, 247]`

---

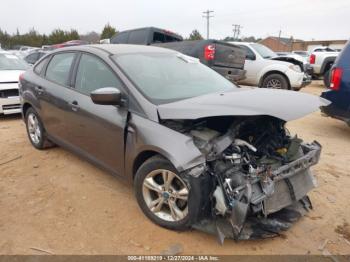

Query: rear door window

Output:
[34, 56, 50, 75]
[75, 54, 123, 95]
[45, 53, 76, 86]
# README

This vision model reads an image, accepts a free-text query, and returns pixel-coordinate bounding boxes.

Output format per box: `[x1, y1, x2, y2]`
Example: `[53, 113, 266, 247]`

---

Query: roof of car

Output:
[229, 42, 255, 46]
[56, 44, 177, 55]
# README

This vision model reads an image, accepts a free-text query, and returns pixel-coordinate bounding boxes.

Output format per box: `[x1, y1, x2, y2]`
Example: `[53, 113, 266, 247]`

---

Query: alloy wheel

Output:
[27, 113, 41, 145]
[266, 79, 282, 89]
[142, 169, 189, 222]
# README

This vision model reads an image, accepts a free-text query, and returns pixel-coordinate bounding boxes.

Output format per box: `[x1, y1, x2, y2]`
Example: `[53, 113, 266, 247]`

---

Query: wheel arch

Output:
[132, 150, 161, 180]
[22, 102, 33, 118]
[320, 57, 336, 75]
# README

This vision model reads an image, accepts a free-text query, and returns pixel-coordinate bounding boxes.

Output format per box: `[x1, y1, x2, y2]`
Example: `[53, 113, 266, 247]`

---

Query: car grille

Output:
[2, 104, 21, 110]
[0, 89, 19, 98]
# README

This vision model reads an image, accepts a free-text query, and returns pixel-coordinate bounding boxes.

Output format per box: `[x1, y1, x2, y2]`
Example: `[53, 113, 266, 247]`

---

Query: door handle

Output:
[70, 100, 80, 112]
[35, 86, 44, 95]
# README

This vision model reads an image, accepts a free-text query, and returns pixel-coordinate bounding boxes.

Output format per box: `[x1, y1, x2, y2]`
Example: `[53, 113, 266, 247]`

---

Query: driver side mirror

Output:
[246, 53, 256, 60]
[90, 87, 123, 106]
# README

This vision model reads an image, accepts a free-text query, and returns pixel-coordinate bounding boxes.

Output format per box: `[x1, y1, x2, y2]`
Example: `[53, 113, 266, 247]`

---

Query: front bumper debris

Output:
[194, 196, 312, 242]
[193, 142, 321, 243]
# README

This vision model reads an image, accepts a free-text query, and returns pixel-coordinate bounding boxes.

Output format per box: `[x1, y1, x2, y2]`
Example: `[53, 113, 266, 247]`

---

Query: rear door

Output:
[67, 53, 128, 175]
[38, 52, 78, 140]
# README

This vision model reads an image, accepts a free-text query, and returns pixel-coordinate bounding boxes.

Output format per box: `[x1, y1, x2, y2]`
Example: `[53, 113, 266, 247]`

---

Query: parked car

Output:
[52, 40, 89, 49]
[19, 44, 328, 241]
[321, 40, 350, 125]
[110, 27, 246, 83]
[0, 51, 29, 115]
[309, 46, 339, 85]
[8, 46, 40, 59]
[231, 42, 311, 90]
[24, 49, 48, 65]
[292, 50, 310, 57]
[42, 45, 56, 51]
[311, 46, 337, 53]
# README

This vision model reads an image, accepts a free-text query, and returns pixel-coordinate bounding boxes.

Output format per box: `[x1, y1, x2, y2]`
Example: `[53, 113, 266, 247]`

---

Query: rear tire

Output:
[261, 73, 289, 90]
[323, 69, 332, 88]
[25, 107, 54, 150]
[134, 155, 192, 230]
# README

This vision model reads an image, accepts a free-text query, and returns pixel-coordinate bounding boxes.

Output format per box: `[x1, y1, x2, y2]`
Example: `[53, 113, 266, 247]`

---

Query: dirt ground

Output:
[0, 81, 350, 255]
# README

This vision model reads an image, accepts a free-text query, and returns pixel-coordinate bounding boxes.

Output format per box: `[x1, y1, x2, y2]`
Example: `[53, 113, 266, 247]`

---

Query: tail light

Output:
[19, 73, 24, 82]
[330, 67, 343, 91]
[52, 44, 65, 49]
[309, 54, 316, 64]
[204, 44, 215, 61]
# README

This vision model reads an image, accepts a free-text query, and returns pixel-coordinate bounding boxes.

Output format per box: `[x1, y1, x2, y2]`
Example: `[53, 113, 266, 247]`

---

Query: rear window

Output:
[153, 32, 181, 43]
[111, 32, 129, 44]
[128, 30, 148, 45]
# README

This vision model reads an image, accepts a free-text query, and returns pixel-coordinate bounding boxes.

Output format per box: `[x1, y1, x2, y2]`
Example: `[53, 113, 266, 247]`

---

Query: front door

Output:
[66, 53, 128, 175]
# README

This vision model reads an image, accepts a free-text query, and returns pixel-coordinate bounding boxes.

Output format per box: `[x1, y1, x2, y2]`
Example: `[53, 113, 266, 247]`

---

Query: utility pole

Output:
[202, 10, 214, 39]
[278, 30, 282, 51]
[232, 24, 242, 40]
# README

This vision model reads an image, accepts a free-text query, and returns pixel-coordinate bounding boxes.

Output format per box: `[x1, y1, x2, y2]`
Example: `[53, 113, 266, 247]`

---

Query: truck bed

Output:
[155, 40, 246, 82]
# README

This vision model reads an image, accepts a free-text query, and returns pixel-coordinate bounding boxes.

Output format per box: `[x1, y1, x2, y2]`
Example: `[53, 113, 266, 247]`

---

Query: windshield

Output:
[113, 52, 236, 104]
[251, 43, 276, 59]
[0, 53, 29, 70]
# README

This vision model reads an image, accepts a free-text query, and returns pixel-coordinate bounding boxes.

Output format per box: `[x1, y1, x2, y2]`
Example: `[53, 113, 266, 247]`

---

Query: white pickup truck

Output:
[309, 47, 339, 85]
[231, 42, 311, 90]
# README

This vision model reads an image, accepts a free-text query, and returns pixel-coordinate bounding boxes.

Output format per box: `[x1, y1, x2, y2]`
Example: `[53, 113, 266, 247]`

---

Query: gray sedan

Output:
[19, 44, 328, 241]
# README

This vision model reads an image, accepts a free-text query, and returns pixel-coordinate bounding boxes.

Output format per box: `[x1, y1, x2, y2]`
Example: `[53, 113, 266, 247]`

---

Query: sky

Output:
[1, 0, 349, 41]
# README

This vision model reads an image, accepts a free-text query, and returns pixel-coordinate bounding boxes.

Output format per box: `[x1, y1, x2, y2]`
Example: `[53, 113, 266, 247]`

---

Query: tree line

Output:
[188, 29, 261, 42]
[0, 24, 260, 49]
[0, 23, 118, 49]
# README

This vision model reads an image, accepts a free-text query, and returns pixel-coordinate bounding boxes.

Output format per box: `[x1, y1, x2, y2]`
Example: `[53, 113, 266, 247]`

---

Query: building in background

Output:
[260, 36, 347, 52]
[259, 36, 294, 52]
[291, 40, 347, 52]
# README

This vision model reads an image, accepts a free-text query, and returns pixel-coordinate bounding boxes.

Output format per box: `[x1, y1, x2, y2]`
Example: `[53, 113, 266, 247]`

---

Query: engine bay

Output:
[161, 116, 321, 242]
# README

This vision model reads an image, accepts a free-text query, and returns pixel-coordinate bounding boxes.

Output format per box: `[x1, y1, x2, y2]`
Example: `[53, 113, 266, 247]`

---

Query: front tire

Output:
[261, 73, 289, 90]
[134, 156, 192, 230]
[25, 107, 53, 150]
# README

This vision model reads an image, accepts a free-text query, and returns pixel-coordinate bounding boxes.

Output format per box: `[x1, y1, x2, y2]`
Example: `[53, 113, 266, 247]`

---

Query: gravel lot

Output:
[0, 81, 350, 255]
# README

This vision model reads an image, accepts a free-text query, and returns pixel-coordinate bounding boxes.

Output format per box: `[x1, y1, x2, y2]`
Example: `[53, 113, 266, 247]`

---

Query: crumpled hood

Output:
[271, 56, 305, 67]
[157, 88, 331, 121]
[0, 70, 24, 83]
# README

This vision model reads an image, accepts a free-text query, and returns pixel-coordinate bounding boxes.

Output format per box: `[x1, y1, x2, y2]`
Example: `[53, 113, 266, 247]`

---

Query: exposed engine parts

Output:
[162, 116, 321, 242]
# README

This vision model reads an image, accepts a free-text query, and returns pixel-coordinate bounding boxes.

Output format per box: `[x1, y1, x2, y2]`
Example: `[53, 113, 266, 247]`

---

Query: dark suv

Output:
[321, 40, 350, 125]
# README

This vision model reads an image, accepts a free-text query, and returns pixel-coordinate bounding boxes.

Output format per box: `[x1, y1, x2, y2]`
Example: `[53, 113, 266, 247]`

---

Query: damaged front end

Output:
[162, 116, 321, 242]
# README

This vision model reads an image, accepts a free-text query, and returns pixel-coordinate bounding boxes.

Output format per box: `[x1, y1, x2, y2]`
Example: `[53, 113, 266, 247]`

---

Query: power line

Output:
[202, 10, 214, 39]
[232, 24, 243, 40]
